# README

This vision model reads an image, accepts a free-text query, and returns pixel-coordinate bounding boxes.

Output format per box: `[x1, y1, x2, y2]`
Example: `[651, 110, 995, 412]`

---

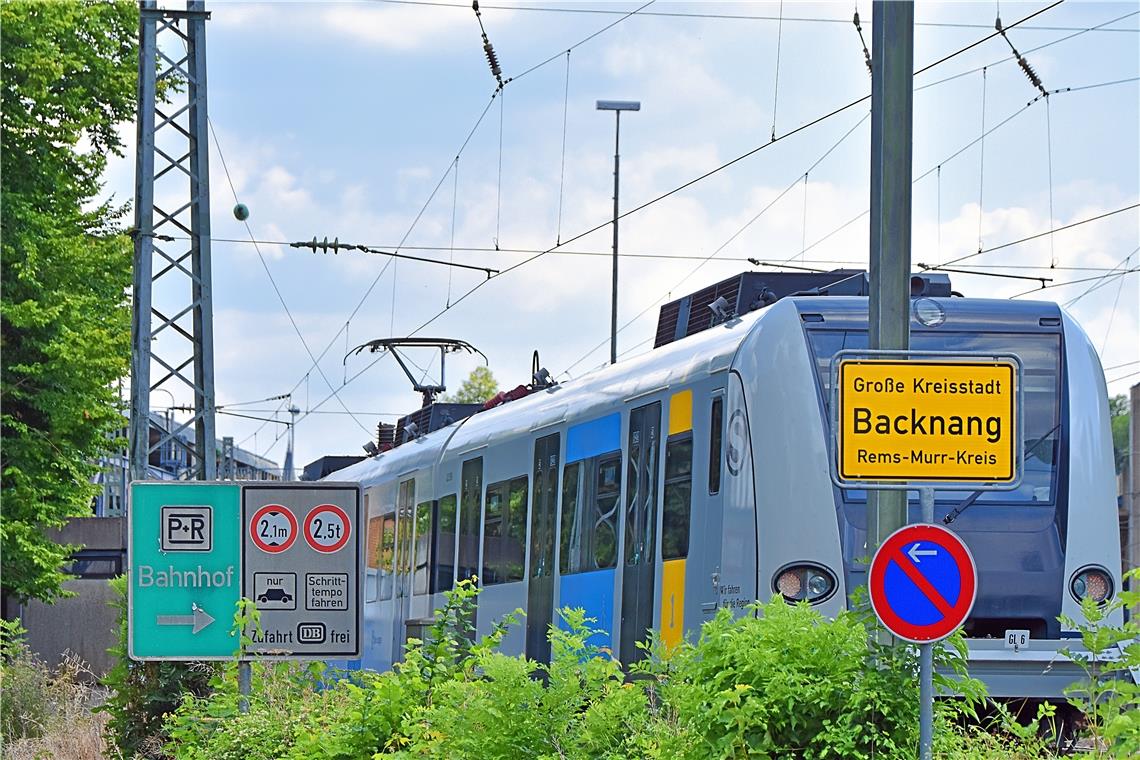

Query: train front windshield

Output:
[808, 331, 1062, 504]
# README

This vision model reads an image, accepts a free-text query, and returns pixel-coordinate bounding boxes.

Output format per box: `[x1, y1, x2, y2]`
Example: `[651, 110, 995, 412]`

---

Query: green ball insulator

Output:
[233, 203, 250, 221]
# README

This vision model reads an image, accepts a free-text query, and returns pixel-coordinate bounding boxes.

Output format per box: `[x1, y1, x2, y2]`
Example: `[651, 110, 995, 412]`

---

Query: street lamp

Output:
[596, 99, 640, 365]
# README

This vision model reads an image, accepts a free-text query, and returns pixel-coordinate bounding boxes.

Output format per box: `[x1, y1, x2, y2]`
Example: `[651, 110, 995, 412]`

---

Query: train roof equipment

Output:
[653, 269, 952, 348]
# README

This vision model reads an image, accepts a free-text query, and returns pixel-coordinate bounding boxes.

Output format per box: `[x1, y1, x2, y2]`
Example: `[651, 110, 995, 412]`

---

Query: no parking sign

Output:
[869, 523, 977, 644]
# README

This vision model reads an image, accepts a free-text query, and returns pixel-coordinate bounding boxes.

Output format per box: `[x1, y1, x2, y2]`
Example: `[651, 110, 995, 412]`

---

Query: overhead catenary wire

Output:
[1008, 266, 1140, 298]
[915, 10, 1139, 94]
[262, 0, 657, 445]
[369, 0, 1136, 32]
[556, 50, 571, 245]
[770, 0, 784, 142]
[925, 202, 1140, 270]
[202, 116, 374, 440]
[1100, 254, 1130, 354]
[293, 1, 1073, 427]
[1064, 247, 1140, 307]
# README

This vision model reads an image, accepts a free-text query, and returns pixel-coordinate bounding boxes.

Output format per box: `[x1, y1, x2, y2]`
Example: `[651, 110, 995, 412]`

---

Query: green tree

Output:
[1, 0, 138, 603]
[444, 366, 500, 404]
[1110, 394, 1130, 474]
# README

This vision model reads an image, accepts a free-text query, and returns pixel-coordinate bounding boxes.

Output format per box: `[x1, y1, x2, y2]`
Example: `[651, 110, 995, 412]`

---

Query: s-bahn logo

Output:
[834, 357, 1020, 486]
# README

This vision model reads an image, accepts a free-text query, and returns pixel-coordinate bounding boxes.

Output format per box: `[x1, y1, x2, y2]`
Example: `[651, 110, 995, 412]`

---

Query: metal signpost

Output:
[832, 352, 1020, 760]
[129, 481, 362, 708]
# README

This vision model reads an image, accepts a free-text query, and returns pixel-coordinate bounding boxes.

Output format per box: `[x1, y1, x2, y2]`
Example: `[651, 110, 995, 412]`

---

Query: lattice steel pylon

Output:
[129, 0, 217, 481]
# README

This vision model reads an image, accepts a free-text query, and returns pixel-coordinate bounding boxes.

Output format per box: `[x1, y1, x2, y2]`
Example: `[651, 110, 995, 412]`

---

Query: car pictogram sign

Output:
[869, 523, 977, 644]
[250, 504, 298, 553]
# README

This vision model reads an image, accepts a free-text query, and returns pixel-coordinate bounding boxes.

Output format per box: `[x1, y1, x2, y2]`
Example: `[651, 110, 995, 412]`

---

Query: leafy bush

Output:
[99, 575, 216, 758]
[158, 581, 1087, 759]
[1060, 567, 1140, 757]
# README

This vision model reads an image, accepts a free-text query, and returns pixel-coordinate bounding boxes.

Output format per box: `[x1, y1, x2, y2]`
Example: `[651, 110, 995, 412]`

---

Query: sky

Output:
[103, 0, 1140, 470]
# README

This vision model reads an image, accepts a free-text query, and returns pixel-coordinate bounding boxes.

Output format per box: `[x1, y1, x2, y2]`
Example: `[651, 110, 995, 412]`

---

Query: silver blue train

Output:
[329, 271, 1127, 698]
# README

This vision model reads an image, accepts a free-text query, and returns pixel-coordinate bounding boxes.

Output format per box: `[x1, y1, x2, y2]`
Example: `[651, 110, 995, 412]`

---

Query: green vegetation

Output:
[100, 576, 216, 758]
[1109, 394, 1129, 474]
[1060, 567, 1140, 756]
[1, 618, 111, 758]
[153, 581, 1068, 760]
[0, 0, 138, 603]
[443, 366, 500, 404]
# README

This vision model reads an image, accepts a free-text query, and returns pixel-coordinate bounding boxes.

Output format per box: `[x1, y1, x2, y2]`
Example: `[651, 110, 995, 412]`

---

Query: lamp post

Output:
[596, 99, 640, 365]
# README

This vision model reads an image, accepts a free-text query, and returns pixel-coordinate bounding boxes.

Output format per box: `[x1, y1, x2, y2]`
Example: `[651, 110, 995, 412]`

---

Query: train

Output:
[327, 269, 1127, 699]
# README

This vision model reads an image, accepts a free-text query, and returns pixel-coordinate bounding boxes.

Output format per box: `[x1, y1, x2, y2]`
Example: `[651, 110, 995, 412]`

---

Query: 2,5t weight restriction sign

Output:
[304, 504, 351, 553]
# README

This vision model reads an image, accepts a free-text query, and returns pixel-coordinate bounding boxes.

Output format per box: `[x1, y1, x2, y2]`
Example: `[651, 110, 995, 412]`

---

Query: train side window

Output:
[366, 514, 382, 602]
[482, 476, 528, 585]
[433, 494, 457, 593]
[559, 463, 581, 575]
[663, 434, 693, 560]
[709, 397, 724, 495]
[379, 513, 395, 601]
[457, 458, 482, 584]
[559, 453, 621, 574]
[413, 499, 434, 595]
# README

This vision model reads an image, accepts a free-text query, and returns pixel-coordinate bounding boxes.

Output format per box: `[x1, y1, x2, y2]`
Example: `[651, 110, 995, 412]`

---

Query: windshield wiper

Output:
[942, 421, 1062, 526]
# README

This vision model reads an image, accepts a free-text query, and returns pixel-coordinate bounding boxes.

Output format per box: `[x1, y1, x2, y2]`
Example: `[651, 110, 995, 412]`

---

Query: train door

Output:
[392, 477, 415, 654]
[457, 457, 483, 636]
[526, 433, 560, 663]
[702, 391, 726, 622]
[659, 390, 695, 650]
[620, 401, 661, 667]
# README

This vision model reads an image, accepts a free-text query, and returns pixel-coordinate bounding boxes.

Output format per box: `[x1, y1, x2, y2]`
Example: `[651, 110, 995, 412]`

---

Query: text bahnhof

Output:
[848, 375, 1006, 444]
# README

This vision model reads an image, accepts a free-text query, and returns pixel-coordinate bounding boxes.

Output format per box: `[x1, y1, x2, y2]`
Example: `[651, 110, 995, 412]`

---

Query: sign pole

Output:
[918, 486, 934, 760]
[867, 0, 914, 548]
[238, 661, 251, 714]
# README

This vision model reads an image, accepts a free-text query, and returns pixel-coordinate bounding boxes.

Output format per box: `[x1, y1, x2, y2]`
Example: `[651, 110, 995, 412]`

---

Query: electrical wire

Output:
[284, 2, 1074, 426]
[1064, 247, 1140, 307]
[368, 0, 1136, 32]
[771, 0, 784, 142]
[1008, 266, 1140, 298]
[1100, 254, 1130, 353]
[264, 0, 657, 442]
[203, 114, 373, 441]
[556, 50, 571, 245]
[926, 203, 1140, 270]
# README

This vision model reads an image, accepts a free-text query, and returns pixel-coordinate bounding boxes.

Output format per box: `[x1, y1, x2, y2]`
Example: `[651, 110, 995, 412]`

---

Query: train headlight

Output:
[773, 564, 837, 604]
[1070, 566, 1113, 604]
[913, 297, 946, 327]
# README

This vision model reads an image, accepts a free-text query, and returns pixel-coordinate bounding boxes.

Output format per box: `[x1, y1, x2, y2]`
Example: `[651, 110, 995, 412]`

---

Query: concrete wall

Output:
[17, 578, 121, 677]
[8, 517, 125, 678]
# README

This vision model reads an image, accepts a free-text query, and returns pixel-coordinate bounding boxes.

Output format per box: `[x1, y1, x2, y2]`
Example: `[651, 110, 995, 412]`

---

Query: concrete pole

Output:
[867, 0, 914, 547]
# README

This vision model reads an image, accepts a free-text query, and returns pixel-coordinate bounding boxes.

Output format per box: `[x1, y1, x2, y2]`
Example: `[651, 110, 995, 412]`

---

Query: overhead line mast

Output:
[130, 0, 217, 482]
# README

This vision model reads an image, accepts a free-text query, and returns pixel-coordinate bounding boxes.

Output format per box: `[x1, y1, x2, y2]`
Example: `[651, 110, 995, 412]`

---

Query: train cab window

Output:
[709, 397, 723, 495]
[663, 434, 693, 560]
[457, 458, 482, 584]
[433, 494, 457, 593]
[560, 454, 621, 574]
[379, 513, 396, 600]
[482, 476, 528, 585]
[413, 500, 434, 595]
